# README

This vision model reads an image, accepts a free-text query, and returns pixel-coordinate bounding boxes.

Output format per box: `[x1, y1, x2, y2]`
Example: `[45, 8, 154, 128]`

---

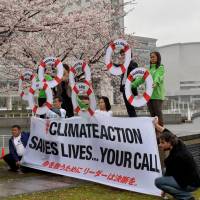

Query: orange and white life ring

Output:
[28, 81, 53, 115]
[18, 70, 36, 101]
[38, 57, 64, 88]
[105, 39, 131, 76]
[71, 82, 96, 118]
[125, 67, 153, 107]
[69, 60, 91, 87]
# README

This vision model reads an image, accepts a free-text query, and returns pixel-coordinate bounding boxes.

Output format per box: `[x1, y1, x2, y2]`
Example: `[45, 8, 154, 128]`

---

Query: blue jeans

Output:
[155, 176, 197, 200]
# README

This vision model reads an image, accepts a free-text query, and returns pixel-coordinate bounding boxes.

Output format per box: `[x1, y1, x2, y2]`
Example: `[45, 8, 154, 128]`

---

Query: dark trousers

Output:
[62, 96, 74, 118]
[155, 176, 196, 200]
[3, 154, 21, 171]
[38, 98, 47, 118]
[147, 99, 164, 126]
[122, 90, 137, 117]
[147, 100, 165, 168]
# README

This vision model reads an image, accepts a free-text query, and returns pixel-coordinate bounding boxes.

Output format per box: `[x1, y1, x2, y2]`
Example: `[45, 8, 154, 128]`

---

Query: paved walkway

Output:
[0, 166, 82, 198]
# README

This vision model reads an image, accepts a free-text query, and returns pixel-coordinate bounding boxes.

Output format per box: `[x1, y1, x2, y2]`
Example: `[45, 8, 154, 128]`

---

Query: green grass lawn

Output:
[3, 183, 162, 200]
[3, 183, 200, 200]
[1, 160, 200, 200]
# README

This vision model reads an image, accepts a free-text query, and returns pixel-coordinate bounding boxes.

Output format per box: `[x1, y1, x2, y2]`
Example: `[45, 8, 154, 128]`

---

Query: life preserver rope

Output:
[105, 39, 131, 76]
[69, 60, 91, 87]
[28, 81, 53, 115]
[18, 70, 36, 101]
[38, 57, 64, 88]
[125, 67, 153, 107]
[71, 82, 96, 118]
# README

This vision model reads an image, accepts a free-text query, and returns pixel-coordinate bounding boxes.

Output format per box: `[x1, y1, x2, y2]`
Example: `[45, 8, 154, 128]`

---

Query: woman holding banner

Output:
[132, 51, 165, 129]
[95, 96, 112, 117]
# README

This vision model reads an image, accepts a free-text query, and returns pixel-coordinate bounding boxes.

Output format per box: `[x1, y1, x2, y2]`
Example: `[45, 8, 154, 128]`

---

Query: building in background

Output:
[64, 0, 124, 33]
[158, 42, 200, 107]
[133, 36, 157, 67]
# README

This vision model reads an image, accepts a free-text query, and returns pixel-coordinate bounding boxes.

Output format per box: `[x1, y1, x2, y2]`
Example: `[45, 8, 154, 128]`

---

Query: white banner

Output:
[21, 116, 162, 196]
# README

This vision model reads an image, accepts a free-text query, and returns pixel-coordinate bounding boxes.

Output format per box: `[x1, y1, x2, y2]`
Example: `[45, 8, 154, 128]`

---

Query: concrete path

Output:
[0, 170, 82, 198]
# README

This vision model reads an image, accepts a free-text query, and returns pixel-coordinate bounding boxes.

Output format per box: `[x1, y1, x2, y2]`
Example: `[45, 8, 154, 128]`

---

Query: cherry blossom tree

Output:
[0, 0, 137, 97]
[0, 0, 135, 73]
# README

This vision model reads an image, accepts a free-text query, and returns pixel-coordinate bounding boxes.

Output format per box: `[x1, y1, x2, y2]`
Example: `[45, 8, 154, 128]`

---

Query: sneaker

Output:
[163, 196, 169, 200]
[17, 169, 24, 175]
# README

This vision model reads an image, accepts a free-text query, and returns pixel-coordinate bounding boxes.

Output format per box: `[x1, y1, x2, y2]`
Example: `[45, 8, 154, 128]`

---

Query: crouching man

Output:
[3, 125, 29, 172]
[154, 120, 200, 200]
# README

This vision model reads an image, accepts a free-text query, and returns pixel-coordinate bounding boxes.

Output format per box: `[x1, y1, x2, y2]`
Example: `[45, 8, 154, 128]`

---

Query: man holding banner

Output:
[46, 96, 66, 119]
[154, 120, 200, 200]
[3, 125, 29, 172]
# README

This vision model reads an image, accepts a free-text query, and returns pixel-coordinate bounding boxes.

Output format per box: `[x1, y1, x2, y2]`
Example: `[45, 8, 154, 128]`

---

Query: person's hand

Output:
[153, 116, 159, 126]
[153, 116, 165, 134]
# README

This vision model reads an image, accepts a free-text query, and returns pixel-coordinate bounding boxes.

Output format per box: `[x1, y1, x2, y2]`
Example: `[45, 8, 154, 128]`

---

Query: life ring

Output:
[71, 82, 96, 118]
[18, 70, 36, 101]
[28, 81, 53, 115]
[125, 67, 153, 107]
[69, 60, 91, 87]
[38, 57, 64, 88]
[105, 39, 131, 76]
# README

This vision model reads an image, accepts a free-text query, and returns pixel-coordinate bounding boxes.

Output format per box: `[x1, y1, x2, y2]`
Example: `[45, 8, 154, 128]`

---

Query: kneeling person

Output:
[154, 124, 200, 200]
[3, 125, 29, 171]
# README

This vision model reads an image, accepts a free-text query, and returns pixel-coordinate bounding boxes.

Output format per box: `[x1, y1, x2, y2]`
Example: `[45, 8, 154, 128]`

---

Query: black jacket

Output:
[120, 60, 138, 96]
[165, 140, 200, 188]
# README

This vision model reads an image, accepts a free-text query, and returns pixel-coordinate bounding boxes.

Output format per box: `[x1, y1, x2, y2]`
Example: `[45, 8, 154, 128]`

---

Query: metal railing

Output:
[0, 112, 32, 118]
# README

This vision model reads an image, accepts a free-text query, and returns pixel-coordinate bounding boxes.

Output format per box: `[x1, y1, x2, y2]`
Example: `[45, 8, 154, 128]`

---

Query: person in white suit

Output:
[46, 96, 66, 119]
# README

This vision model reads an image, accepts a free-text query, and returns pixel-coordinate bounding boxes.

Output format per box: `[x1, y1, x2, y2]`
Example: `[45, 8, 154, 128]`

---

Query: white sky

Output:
[124, 0, 200, 46]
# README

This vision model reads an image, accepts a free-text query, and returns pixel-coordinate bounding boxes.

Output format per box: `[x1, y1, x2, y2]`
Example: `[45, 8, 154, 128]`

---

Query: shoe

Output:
[188, 197, 195, 200]
[162, 195, 169, 199]
[163, 196, 169, 199]
[17, 169, 24, 174]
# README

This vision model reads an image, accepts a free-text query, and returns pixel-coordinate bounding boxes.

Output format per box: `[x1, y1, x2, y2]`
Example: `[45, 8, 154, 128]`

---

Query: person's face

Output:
[53, 98, 62, 109]
[150, 53, 158, 64]
[11, 127, 21, 138]
[159, 139, 172, 151]
[99, 98, 106, 111]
